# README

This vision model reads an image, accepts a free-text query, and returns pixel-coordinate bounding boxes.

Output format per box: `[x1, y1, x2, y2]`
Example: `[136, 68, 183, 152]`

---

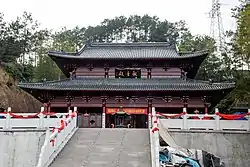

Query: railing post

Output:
[72, 107, 77, 127]
[248, 109, 250, 131]
[152, 107, 159, 167]
[68, 109, 72, 116]
[4, 107, 11, 130]
[102, 110, 106, 129]
[215, 108, 220, 130]
[73, 107, 77, 113]
[37, 128, 50, 167]
[152, 107, 156, 123]
[39, 107, 45, 129]
[182, 107, 188, 130]
[73, 106, 77, 127]
[148, 112, 152, 129]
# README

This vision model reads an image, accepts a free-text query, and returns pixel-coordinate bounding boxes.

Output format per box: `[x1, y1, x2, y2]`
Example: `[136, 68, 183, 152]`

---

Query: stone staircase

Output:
[50, 128, 151, 167]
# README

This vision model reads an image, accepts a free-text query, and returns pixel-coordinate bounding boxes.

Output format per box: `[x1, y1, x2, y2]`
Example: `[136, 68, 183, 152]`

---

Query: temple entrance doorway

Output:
[77, 107, 102, 128]
[106, 107, 148, 128]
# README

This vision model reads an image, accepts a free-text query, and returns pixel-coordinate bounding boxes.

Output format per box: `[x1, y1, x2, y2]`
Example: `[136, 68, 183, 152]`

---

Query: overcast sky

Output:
[0, 0, 240, 36]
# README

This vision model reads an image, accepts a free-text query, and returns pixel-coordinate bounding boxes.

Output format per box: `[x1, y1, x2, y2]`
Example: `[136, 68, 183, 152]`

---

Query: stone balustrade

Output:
[0, 107, 76, 129]
[0, 107, 78, 167]
[36, 109, 77, 167]
[157, 108, 250, 131]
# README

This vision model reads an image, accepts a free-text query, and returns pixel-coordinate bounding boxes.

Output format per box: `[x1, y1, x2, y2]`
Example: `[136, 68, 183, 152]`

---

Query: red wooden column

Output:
[47, 101, 51, 112]
[146, 64, 152, 79]
[101, 96, 108, 128]
[66, 95, 75, 113]
[43, 103, 48, 112]
[202, 96, 210, 114]
[67, 102, 71, 113]
[181, 96, 189, 113]
[104, 64, 109, 78]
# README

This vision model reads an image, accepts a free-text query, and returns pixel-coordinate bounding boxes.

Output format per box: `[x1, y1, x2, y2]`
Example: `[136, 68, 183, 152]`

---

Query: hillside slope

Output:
[0, 67, 42, 113]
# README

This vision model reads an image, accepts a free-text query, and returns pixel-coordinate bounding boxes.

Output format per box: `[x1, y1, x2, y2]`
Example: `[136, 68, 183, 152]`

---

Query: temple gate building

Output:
[19, 43, 235, 128]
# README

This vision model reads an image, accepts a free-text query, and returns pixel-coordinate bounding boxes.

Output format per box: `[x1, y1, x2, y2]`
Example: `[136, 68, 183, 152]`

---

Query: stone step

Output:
[50, 128, 151, 167]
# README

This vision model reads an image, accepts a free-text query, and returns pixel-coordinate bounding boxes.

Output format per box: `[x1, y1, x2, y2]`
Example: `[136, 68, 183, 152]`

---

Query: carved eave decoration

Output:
[38, 94, 46, 101]
[64, 63, 78, 70]
[201, 96, 211, 107]
[163, 64, 169, 71]
[101, 96, 108, 105]
[131, 96, 139, 103]
[181, 96, 189, 107]
[38, 92, 54, 102]
[104, 63, 109, 70]
[48, 95, 55, 101]
[146, 63, 153, 69]
[180, 63, 194, 71]
[180, 63, 188, 69]
[163, 96, 172, 103]
[146, 96, 154, 103]
[82, 96, 92, 102]
[86, 64, 93, 71]
[115, 96, 124, 103]
[66, 95, 75, 102]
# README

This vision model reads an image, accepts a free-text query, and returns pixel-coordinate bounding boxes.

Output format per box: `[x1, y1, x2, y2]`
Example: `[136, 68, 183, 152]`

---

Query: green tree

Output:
[34, 27, 85, 81]
[178, 34, 229, 81]
[217, 1, 250, 111]
[234, 2, 250, 69]
[0, 12, 49, 81]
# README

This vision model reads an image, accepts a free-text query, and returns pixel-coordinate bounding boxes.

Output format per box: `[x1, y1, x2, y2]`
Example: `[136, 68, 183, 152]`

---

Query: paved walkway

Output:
[50, 128, 151, 167]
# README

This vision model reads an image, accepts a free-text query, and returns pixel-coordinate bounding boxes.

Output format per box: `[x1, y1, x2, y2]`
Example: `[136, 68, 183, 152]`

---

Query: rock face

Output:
[0, 67, 42, 113]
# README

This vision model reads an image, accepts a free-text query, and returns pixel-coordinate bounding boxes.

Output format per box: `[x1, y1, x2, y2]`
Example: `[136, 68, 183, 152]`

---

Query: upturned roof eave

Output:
[48, 51, 209, 60]
[18, 80, 236, 92]
[19, 87, 235, 91]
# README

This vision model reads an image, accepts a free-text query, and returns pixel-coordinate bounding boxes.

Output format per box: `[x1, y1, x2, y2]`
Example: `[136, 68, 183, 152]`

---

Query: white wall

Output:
[168, 130, 250, 167]
[0, 130, 46, 167]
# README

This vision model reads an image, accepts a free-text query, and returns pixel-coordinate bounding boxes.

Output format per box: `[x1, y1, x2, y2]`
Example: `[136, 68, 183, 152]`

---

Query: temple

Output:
[19, 42, 235, 128]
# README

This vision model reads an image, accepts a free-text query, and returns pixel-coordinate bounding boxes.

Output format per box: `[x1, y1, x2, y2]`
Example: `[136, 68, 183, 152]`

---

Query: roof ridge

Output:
[88, 42, 174, 48]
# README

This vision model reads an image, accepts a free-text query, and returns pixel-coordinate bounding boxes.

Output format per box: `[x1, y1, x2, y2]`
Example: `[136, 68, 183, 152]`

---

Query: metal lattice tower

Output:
[209, 0, 226, 52]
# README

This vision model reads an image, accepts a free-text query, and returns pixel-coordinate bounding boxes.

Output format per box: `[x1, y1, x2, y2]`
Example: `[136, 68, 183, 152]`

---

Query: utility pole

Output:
[209, 0, 226, 53]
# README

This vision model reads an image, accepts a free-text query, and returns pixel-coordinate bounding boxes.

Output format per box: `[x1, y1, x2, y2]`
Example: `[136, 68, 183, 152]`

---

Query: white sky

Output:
[0, 0, 240, 36]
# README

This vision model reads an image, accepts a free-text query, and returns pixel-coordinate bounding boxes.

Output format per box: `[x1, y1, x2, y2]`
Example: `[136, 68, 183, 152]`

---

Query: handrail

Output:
[0, 107, 73, 129]
[156, 108, 250, 131]
[36, 108, 77, 167]
[150, 107, 160, 167]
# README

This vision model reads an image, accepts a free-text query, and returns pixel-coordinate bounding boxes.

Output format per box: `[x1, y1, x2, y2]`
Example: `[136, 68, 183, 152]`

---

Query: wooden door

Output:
[78, 113, 102, 128]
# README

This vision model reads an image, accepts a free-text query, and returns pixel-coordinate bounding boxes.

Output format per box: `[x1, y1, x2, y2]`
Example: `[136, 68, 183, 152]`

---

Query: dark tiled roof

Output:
[48, 42, 208, 59]
[18, 78, 235, 91]
[179, 50, 209, 57]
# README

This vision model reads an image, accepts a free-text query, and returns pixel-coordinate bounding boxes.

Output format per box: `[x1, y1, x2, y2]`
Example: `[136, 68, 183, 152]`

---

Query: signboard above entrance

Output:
[106, 108, 147, 115]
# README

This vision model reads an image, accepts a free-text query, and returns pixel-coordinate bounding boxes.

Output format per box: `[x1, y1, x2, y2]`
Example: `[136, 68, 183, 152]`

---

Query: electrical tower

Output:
[209, 0, 226, 53]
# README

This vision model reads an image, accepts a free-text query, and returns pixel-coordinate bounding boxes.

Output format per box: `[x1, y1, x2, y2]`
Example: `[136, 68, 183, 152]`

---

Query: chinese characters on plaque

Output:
[115, 69, 141, 78]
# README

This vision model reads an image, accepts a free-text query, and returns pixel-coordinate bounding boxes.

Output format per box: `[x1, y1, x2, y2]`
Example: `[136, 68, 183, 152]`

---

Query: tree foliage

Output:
[0, 12, 49, 81]
[217, 1, 250, 111]
[82, 15, 187, 43]
[234, 2, 250, 68]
